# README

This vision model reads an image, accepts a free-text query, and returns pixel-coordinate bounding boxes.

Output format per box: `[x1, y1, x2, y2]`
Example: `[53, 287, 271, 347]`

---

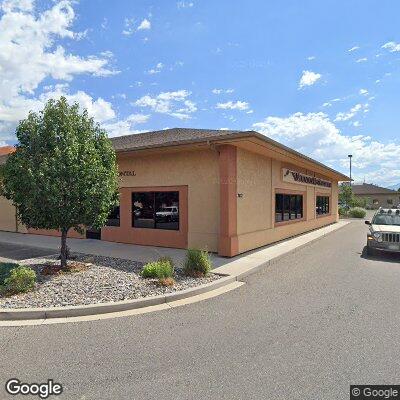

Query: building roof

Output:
[0, 129, 350, 180]
[352, 183, 399, 195]
[110, 128, 350, 180]
[110, 128, 243, 151]
[0, 146, 15, 156]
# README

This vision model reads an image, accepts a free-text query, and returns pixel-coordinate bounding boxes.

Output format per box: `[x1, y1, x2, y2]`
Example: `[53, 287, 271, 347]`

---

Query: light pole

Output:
[348, 154, 352, 186]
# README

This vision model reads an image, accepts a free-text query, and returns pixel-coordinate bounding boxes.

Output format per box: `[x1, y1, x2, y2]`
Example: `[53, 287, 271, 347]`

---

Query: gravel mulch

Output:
[0, 253, 220, 309]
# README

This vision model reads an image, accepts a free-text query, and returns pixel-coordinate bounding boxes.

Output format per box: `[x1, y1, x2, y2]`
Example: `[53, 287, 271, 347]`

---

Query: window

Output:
[275, 193, 303, 223]
[132, 191, 179, 230]
[106, 205, 120, 226]
[316, 196, 330, 216]
[387, 199, 393, 205]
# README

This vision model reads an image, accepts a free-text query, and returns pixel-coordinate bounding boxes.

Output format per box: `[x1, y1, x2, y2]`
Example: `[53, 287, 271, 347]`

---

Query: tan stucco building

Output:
[0, 128, 349, 257]
[352, 183, 400, 209]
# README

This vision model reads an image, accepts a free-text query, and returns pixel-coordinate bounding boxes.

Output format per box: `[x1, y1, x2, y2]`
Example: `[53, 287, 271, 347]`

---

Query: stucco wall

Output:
[356, 193, 400, 209]
[236, 148, 338, 254]
[114, 148, 220, 252]
[0, 196, 17, 232]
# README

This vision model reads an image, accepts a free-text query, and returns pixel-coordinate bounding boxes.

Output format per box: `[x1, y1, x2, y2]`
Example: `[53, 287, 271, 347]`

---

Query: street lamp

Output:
[348, 154, 352, 186]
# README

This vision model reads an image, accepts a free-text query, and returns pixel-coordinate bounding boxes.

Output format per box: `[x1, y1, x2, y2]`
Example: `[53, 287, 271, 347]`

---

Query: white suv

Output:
[365, 208, 400, 255]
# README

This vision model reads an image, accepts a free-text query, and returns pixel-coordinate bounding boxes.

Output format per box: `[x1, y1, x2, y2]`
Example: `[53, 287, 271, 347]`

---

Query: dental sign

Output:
[282, 168, 332, 188]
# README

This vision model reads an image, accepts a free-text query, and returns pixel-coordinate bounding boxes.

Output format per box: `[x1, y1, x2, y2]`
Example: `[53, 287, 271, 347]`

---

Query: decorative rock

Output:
[0, 253, 220, 309]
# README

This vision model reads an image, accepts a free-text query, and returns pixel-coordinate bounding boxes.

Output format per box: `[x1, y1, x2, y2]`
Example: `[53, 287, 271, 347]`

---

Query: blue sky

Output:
[1, 0, 400, 187]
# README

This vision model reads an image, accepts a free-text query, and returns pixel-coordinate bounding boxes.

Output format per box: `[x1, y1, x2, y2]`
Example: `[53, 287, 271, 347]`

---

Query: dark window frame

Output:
[132, 191, 180, 231]
[275, 193, 304, 223]
[316, 195, 330, 216]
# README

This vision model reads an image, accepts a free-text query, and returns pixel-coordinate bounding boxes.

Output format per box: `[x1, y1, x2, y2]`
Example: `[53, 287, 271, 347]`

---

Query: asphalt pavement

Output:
[1, 218, 400, 400]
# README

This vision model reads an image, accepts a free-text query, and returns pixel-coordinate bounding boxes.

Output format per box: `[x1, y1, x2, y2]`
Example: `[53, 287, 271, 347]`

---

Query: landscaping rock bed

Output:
[0, 253, 221, 309]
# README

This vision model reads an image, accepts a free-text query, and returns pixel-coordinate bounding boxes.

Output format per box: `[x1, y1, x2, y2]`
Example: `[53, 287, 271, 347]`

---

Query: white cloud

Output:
[356, 57, 368, 63]
[137, 18, 151, 31]
[382, 41, 400, 52]
[334, 103, 367, 122]
[102, 114, 149, 138]
[147, 62, 163, 74]
[252, 112, 400, 185]
[1, 0, 33, 13]
[307, 56, 316, 61]
[216, 101, 250, 111]
[134, 90, 197, 120]
[359, 88, 368, 96]
[348, 46, 360, 52]
[123, 17, 151, 35]
[298, 70, 321, 89]
[0, 0, 117, 142]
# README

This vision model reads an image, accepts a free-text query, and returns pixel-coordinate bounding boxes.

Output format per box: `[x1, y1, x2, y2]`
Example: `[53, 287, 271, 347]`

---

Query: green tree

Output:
[1, 97, 118, 268]
[339, 183, 354, 209]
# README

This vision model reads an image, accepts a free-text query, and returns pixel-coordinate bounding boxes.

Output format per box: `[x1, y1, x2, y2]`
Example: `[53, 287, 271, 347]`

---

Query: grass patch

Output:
[141, 260, 174, 279]
[183, 249, 212, 277]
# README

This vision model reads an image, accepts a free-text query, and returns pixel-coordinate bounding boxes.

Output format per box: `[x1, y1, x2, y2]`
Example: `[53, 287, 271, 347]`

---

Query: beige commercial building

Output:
[0, 128, 349, 257]
[352, 183, 400, 209]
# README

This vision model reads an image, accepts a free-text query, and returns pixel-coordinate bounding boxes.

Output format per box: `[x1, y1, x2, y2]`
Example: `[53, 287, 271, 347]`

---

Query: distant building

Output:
[352, 183, 400, 209]
[0, 146, 15, 156]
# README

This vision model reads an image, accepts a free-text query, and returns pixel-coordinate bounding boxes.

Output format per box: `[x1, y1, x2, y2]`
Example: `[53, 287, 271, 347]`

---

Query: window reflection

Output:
[132, 191, 179, 230]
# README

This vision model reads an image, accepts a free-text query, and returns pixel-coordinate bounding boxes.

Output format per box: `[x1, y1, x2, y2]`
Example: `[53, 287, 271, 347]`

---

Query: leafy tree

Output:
[1, 97, 118, 268]
[339, 183, 353, 209]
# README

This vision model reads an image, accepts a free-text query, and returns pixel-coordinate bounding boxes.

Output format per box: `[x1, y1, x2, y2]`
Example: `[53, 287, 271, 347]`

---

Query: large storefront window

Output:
[316, 196, 330, 215]
[132, 191, 179, 230]
[275, 193, 303, 223]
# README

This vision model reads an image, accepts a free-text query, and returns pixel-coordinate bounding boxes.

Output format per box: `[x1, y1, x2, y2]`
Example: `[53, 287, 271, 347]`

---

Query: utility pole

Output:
[348, 154, 352, 186]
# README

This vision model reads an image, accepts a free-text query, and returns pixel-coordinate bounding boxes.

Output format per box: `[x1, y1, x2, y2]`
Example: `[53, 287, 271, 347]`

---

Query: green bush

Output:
[157, 256, 174, 269]
[352, 196, 367, 208]
[141, 260, 174, 279]
[338, 206, 348, 217]
[2, 266, 36, 295]
[183, 249, 212, 277]
[349, 207, 367, 218]
[0, 262, 19, 286]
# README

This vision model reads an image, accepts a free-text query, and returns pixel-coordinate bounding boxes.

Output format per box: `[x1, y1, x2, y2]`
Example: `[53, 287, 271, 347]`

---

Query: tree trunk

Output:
[60, 228, 69, 269]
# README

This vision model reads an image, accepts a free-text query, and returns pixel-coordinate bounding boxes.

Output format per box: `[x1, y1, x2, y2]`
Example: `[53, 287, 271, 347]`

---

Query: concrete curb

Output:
[215, 221, 352, 280]
[0, 275, 236, 321]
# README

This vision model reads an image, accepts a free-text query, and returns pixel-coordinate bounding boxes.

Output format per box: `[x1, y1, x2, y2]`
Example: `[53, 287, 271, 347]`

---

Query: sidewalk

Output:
[0, 221, 351, 275]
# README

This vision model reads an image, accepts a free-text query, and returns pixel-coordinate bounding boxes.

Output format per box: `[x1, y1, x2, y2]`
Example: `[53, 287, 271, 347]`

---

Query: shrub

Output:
[158, 277, 175, 287]
[0, 262, 19, 286]
[349, 207, 367, 218]
[157, 256, 174, 269]
[141, 260, 174, 279]
[183, 249, 212, 277]
[3, 266, 36, 295]
[338, 206, 348, 217]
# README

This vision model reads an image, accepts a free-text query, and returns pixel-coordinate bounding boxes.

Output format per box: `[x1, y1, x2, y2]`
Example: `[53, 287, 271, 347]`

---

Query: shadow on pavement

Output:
[0, 242, 56, 261]
[360, 246, 400, 264]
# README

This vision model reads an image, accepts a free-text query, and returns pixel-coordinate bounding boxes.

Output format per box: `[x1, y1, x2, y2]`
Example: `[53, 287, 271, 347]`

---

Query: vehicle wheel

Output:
[367, 246, 376, 256]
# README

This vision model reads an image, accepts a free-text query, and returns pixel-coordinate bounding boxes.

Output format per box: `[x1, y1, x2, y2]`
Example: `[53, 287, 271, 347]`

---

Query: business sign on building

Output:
[282, 168, 332, 188]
